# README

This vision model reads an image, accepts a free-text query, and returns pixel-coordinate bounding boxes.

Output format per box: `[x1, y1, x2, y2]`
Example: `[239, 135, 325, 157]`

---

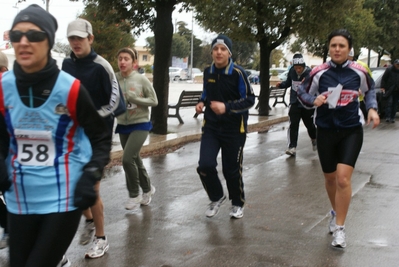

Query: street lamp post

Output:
[189, 10, 194, 80]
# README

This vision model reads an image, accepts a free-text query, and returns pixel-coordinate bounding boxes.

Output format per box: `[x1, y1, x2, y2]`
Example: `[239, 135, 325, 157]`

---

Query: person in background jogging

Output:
[115, 47, 158, 210]
[276, 53, 316, 156]
[62, 18, 123, 259]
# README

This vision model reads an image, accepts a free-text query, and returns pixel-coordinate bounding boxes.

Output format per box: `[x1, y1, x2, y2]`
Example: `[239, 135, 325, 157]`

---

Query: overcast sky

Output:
[0, 0, 213, 47]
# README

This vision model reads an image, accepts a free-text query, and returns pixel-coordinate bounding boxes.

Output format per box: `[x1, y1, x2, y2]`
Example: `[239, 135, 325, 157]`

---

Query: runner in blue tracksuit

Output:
[195, 34, 255, 219]
[297, 29, 380, 248]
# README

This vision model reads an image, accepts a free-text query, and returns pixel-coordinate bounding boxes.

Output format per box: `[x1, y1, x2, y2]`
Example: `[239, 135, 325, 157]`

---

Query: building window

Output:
[142, 55, 148, 61]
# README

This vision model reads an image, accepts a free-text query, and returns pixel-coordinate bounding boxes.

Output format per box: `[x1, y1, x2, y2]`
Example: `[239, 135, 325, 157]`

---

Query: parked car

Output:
[184, 68, 203, 80]
[269, 67, 287, 78]
[169, 67, 187, 81]
[278, 70, 289, 81]
[245, 69, 260, 84]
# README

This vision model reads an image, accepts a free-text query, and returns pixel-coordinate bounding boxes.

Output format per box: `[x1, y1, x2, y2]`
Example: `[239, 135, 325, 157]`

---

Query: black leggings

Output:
[0, 196, 7, 233]
[8, 209, 81, 267]
[317, 126, 363, 173]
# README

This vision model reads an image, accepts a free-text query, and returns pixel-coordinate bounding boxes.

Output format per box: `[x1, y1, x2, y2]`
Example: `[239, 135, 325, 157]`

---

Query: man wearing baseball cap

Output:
[62, 18, 121, 259]
[276, 53, 316, 156]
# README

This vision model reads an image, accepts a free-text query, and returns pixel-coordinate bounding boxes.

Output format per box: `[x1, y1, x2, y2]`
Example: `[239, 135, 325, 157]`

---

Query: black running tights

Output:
[8, 209, 81, 267]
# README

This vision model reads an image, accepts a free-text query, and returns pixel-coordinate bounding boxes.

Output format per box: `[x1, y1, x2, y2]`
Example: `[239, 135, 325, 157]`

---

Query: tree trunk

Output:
[151, 0, 176, 134]
[258, 38, 272, 116]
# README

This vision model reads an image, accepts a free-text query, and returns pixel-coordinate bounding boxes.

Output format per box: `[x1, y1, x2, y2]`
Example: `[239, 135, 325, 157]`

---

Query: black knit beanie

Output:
[11, 4, 58, 49]
[211, 34, 232, 55]
[293, 53, 306, 67]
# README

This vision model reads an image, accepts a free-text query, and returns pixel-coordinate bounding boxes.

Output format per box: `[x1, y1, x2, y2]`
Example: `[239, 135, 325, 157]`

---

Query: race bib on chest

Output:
[15, 129, 55, 166]
[292, 81, 301, 92]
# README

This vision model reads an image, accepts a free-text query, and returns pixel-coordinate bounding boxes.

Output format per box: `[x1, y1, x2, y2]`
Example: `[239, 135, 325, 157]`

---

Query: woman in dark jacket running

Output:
[298, 29, 379, 248]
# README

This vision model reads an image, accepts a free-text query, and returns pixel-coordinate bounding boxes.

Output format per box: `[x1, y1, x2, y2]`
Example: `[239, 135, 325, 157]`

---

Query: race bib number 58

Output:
[15, 129, 55, 166]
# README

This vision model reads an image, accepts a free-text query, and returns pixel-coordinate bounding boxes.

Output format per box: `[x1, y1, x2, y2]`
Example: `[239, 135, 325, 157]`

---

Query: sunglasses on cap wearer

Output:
[9, 30, 47, 43]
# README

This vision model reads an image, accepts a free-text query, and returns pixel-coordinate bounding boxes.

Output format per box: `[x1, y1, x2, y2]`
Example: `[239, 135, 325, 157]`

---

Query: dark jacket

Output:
[278, 66, 311, 106]
[298, 60, 377, 129]
[381, 65, 399, 93]
[201, 58, 255, 133]
[62, 48, 122, 119]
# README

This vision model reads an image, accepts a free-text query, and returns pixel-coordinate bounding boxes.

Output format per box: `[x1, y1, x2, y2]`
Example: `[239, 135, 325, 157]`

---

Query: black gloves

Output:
[0, 160, 11, 192]
[74, 168, 101, 210]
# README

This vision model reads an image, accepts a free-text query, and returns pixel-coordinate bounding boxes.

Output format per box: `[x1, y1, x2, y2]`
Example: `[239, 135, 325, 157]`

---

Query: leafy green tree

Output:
[364, 0, 399, 64]
[197, 44, 213, 70]
[271, 49, 285, 67]
[175, 21, 203, 70]
[295, 0, 377, 63]
[145, 22, 203, 69]
[172, 34, 191, 58]
[94, 0, 180, 134]
[289, 39, 304, 55]
[251, 50, 260, 70]
[78, 1, 135, 71]
[232, 41, 258, 69]
[189, 0, 369, 115]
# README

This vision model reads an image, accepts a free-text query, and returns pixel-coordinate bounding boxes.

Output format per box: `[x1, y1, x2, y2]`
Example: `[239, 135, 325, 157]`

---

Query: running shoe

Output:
[125, 196, 142, 210]
[205, 195, 226, 217]
[230, 206, 244, 219]
[141, 185, 156, 206]
[57, 255, 71, 267]
[0, 233, 8, 249]
[85, 236, 109, 259]
[331, 227, 346, 248]
[285, 147, 296, 156]
[80, 220, 95, 245]
[328, 210, 336, 234]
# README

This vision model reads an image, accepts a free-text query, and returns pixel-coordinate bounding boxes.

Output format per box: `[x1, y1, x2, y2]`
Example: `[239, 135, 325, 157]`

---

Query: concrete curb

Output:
[110, 115, 288, 160]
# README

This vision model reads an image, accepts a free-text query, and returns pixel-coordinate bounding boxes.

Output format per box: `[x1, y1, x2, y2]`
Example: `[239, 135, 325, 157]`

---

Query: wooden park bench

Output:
[255, 86, 289, 109]
[269, 86, 288, 107]
[168, 90, 203, 124]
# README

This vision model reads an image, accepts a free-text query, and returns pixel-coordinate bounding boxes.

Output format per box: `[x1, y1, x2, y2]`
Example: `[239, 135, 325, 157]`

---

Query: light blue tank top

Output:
[0, 71, 92, 214]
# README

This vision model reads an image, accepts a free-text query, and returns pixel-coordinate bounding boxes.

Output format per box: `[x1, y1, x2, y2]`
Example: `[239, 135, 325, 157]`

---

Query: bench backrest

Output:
[269, 87, 287, 97]
[178, 90, 203, 107]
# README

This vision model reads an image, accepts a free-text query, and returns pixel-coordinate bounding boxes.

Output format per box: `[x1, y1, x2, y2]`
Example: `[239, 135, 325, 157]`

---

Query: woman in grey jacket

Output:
[115, 48, 158, 210]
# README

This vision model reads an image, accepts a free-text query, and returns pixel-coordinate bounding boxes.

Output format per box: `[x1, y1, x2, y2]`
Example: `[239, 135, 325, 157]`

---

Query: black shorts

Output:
[317, 126, 363, 173]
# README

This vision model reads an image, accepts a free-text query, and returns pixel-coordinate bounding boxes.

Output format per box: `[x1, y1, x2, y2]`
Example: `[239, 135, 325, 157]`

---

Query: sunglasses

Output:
[9, 30, 47, 43]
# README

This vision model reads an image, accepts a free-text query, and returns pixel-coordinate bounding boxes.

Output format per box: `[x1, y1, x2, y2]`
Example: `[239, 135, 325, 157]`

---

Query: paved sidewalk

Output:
[111, 103, 289, 159]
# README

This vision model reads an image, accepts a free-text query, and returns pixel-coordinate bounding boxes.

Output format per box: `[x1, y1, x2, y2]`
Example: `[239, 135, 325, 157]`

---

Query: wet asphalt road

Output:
[1, 115, 399, 266]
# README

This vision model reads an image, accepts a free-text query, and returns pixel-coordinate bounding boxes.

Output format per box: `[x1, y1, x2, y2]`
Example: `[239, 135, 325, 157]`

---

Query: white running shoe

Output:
[328, 210, 336, 234]
[205, 196, 226, 217]
[285, 147, 296, 156]
[230, 206, 244, 219]
[56, 255, 71, 267]
[125, 196, 142, 210]
[80, 221, 95, 245]
[85, 237, 109, 259]
[332, 227, 346, 248]
[141, 185, 156, 206]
